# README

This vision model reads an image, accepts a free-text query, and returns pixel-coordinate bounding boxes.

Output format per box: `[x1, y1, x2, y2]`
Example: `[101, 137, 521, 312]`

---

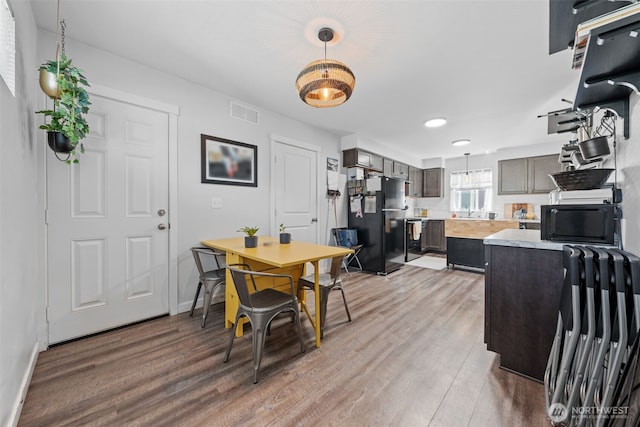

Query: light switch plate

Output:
[211, 197, 222, 209]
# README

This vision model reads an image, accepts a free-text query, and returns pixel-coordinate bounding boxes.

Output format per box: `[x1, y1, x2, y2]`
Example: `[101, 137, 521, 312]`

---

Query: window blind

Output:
[0, 0, 15, 96]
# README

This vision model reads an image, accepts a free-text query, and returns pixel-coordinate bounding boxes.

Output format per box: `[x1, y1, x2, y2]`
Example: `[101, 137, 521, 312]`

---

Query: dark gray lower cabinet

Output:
[422, 220, 446, 252]
[484, 244, 563, 382]
[446, 237, 484, 269]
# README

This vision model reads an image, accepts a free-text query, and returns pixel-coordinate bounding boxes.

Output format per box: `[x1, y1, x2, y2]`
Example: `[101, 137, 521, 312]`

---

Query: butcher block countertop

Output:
[444, 218, 520, 239]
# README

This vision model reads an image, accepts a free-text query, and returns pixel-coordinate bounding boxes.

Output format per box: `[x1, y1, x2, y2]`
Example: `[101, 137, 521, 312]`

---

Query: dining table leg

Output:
[313, 260, 321, 348]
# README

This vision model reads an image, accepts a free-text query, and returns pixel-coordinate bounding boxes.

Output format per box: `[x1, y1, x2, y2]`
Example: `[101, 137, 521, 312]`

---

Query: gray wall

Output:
[1, 1, 43, 425]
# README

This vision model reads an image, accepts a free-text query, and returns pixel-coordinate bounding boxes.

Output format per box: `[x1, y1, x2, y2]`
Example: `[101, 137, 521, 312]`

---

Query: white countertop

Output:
[483, 229, 566, 251]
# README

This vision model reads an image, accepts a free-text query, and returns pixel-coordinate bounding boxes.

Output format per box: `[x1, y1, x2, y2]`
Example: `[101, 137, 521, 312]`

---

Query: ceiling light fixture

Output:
[452, 139, 471, 146]
[425, 117, 447, 128]
[295, 27, 355, 108]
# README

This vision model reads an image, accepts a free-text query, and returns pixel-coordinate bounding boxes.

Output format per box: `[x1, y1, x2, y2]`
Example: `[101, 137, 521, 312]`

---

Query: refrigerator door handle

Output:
[381, 208, 402, 212]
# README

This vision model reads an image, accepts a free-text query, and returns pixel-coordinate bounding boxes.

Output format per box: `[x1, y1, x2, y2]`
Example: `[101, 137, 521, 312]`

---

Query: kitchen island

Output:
[444, 218, 520, 270]
[483, 229, 565, 382]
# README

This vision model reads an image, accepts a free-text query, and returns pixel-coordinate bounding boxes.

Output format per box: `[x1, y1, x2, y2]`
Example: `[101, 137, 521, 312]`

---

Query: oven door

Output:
[541, 204, 617, 245]
[405, 220, 423, 262]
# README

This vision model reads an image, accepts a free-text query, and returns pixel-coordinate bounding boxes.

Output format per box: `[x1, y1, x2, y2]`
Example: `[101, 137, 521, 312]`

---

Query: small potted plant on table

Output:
[279, 224, 291, 244]
[238, 226, 259, 248]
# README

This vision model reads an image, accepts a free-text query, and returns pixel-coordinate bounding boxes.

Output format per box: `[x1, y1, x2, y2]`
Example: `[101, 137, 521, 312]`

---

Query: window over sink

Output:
[449, 168, 493, 214]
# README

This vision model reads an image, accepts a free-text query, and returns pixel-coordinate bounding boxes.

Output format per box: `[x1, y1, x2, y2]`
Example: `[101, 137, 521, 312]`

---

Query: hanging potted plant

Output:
[279, 223, 291, 244]
[36, 52, 91, 164]
[237, 226, 260, 248]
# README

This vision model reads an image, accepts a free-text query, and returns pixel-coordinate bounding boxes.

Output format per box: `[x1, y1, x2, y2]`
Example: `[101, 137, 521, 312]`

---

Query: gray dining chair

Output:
[223, 264, 306, 384]
[298, 255, 352, 339]
[190, 247, 226, 328]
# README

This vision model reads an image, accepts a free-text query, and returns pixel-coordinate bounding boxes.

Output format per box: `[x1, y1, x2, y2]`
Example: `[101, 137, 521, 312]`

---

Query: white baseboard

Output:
[177, 294, 225, 314]
[9, 341, 39, 427]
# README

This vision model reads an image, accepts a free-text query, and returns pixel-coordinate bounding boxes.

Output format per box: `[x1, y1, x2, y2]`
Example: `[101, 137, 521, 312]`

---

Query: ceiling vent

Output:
[230, 101, 259, 125]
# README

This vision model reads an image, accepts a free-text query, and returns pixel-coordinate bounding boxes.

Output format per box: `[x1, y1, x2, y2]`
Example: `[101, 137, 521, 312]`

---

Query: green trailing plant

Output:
[279, 223, 287, 233]
[237, 226, 259, 237]
[36, 53, 91, 164]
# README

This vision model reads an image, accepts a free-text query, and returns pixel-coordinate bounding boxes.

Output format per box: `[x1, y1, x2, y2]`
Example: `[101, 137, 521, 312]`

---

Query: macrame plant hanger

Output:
[53, 17, 70, 163]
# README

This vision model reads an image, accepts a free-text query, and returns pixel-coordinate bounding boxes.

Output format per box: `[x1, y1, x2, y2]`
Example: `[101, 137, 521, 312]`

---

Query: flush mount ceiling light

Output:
[425, 117, 447, 128]
[295, 27, 355, 108]
[452, 139, 471, 146]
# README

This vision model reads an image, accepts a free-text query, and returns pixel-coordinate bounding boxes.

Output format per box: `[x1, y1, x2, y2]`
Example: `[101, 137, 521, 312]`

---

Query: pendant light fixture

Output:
[295, 27, 355, 108]
[464, 152, 471, 183]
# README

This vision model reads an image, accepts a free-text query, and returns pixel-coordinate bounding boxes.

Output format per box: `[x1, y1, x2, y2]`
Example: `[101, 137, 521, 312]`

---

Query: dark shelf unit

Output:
[549, 0, 631, 54]
[572, 8, 640, 139]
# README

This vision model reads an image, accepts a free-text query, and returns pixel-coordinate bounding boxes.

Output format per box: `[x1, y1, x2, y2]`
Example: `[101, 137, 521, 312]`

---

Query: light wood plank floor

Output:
[19, 264, 548, 426]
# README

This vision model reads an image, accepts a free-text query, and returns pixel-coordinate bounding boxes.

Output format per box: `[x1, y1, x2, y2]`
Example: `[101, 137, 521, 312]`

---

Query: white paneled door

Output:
[47, 94, 170, 344]
[273, 140, 318, 243]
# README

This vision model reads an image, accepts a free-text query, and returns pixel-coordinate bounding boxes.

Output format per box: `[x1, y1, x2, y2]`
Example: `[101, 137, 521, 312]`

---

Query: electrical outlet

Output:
[211, 197, 222, 209]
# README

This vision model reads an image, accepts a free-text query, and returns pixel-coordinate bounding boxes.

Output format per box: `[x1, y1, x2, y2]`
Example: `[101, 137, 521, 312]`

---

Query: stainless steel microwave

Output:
[540, 204, 618, 245]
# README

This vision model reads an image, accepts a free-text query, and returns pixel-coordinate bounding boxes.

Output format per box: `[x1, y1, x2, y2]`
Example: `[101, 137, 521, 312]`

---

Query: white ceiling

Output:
[30, 0, 580, 162]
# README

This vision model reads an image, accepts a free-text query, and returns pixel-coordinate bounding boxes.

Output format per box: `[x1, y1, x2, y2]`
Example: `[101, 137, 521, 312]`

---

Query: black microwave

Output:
[540, 204, 618, 245]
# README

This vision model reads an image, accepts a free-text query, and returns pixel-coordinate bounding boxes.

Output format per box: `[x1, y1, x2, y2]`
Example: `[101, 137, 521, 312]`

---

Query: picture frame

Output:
[200, 134, 257, 187]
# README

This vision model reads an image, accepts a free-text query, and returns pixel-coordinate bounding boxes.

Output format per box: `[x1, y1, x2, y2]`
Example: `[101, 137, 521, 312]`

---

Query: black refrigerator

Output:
[348, 176, 405, 274]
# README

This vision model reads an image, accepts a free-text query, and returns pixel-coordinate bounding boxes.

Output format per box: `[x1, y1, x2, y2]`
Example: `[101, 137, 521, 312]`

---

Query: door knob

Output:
[158, 223, 168, 230]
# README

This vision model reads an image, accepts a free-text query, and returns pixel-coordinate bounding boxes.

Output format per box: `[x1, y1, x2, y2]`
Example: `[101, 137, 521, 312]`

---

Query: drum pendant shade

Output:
[296, 28, 355, 108]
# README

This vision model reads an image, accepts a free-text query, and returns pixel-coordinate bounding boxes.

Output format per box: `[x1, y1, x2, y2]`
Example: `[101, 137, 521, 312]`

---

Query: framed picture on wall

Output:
[200, 134, 257, 187]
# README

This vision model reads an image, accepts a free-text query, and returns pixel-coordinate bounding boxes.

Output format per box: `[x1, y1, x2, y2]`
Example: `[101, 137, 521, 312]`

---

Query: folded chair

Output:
[298, 255, 352, 339]
[545, 246, 583, 426]
[223, 264, 305, 384]
[333, 228, 363, 274]
[190, 247, 226, 328]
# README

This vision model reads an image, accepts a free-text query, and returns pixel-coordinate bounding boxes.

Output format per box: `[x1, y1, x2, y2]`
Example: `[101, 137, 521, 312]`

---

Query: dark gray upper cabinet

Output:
[422, 168, 444, 198]
[342, 148, 383, 172]
[393, 161, 409, 179]
[406, 166, 423, 197]
[383, 158, 394, 177]
[498, 154, 561, 195]
[529, 155, 561, 193]
[498, 158, 528, 195]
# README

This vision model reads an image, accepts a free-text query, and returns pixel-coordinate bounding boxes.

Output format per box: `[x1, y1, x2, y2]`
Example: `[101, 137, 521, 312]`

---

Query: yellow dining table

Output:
[201, 237, 353, 348]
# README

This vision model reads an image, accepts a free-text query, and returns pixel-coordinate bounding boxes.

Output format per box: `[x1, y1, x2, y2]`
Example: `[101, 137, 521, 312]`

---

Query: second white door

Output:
[273, 140, 318, 243]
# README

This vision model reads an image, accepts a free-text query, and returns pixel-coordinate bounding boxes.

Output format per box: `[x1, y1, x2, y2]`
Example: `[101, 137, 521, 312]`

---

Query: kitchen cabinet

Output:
[484, 244, 563, 382]
[422, 220, 445, 252]
[444, 219, 520, 270]
[342, 149, 383, 172]
[422, 167, 443, 198]
[406, 166, 423, 197]
[498, 154, 560, 195]
[383, 158, 394, 177]
[393, 161, 409, 179]
[447, 237, 484, 269]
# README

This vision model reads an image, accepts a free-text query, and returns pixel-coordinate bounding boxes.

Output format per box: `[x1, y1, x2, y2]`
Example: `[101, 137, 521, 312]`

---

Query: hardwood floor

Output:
[19, 265, 548, 426]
